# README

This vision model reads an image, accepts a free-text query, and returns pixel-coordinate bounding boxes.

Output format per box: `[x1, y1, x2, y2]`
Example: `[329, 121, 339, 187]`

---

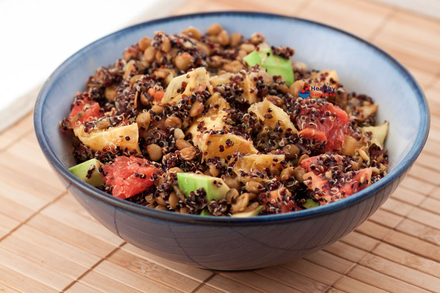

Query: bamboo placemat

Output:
[1, 0, 439, 292]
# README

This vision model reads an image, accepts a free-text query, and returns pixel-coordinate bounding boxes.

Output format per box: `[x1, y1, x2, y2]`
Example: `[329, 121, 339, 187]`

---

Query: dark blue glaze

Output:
[34, 12, 429, 270]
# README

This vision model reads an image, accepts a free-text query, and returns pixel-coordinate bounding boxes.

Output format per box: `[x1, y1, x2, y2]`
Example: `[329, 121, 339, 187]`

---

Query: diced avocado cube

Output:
[200, 210, 212, 216]
[244, 49, 294, 86]
[177, 173, 230, 201]
[69, 158, 103, 187]
[231, 205, 264, 217]
[303, 199, 320, 209]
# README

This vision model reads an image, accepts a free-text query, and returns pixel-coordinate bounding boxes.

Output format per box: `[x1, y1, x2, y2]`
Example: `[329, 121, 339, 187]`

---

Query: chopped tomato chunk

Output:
[102, 156, 160, 199]
[68, 95, 101, 127]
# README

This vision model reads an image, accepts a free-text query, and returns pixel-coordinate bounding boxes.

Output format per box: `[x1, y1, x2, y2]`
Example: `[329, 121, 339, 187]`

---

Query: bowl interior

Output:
[35, 12, 429, 221]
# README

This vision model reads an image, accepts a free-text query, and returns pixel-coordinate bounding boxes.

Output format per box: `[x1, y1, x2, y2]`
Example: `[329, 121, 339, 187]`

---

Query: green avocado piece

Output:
[243, 49, 294, 86]
[200, 210, 212, 216]
[69, 158, 103, 187]
[231, 205, 264, 218]
[177, 173, 230, 201]
[303, 199, 320, 209]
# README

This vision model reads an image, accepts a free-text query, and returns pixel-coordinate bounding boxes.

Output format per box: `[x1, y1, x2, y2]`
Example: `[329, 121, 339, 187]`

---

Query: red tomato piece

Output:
[296, 100, 350, 152]
[148, 88, 165, 102]
[102, 156, 160, 199]
[301, 154, 372, 204]
[68, 96, 101, 127]
[260, 188, 302, 214]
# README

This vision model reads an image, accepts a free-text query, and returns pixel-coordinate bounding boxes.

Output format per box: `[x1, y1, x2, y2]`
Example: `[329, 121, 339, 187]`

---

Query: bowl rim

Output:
[34, 11, 430, 226]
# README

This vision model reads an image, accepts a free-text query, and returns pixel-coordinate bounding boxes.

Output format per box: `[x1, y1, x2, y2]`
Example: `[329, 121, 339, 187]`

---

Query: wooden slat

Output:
[361, 254, 440, 292]
[399, 176, 436, 196]
[373, 242, 440, 279]
[384, 231, 440, 262]
[396, 218, 440, 246]
[348, 265, 429, 293]
[0, 235, 87, 280]
[93, 260, 180, 293]
[431, 187, 440, 200]
[107, 249, 201, 292]
[194, 284, 224, 293]
[334, 276, 387, 293]
[355, 220, 390, 240]
[283, 259, 342, 286]
[0, 262, 58, 293]
[0, 113, 33, 151]
[256, 266, 328, 293]
[67, 282, 101, 293]
[40, 202, 124, 246]
[324, 241, 368, 263]
[391, 187, 426, 206]
[221, 271, 302, 293]
[0, 246, 73, 291]
[373, 10, 440, 74]
[340, 231, 379, 251]
[407, 207, 440, 230]
[369, 209, 403, 228]
[206, 274, 262, 293]
[27, 213, 117, 258]
[305, 250, 354, 274]
[122, 244, 213, 283]
[79, 271, 141, 293]
[12, 225, 101, 268]
[297, 0, 395, 39]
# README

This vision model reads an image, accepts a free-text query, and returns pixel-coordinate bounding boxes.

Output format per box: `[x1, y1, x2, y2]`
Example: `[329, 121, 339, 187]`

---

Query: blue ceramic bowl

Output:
[34, 12, 429, 270]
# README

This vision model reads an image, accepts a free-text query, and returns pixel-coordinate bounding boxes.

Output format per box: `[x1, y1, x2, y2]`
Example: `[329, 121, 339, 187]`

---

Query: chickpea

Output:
[129, 74, 143, 85]
[245, 181, 264, 194]
[145, 195, 155, 204]
[230, 33, 242, 47]
[156, 50, 164, 63]
[176, 138, 192, 150]
[136, 111, 151, 129]
[247, 193, 258, 201]
[104, 84, 117, 101]
[181, 26, 202, 39]
[147, 144, 162, 161]
[217, 30, 230, 46]
[151, 105, 165, 114]
[96, 119, 110, 130]
[283, 144, 300, 159]
[162, 35, 171, 53]
[175, 53, 192, 71]
[207, 23, 222, 35]
[240, 43, 255, 53]
[266, 95, 284, 107]
[190, 100, 204, 117]
[207, 55, 223, 68]
[226, 188, 239, 204]
[293, 62, 307, 72]
[180, 146, 197, 161]
[168, 192, 179, 210]
[280, 167, 295, 181]
[279, 84, 290, 94]
[293, 167, 306, 183]
[244, 202, 259, 212]
[144, 46, 156, 63]
[123, 60, 136, 80]
[290, 80, 305, 97]
[224, 177, 241, 190]
[238, 49, 247, 59]
[138, 36, 152, 51]
[208, 164, 220, 177]
[231, 193, 250, 213]
[174, 128, 185, 140]
[250, 33, 265, 45]
[140, 92, 150, 106]
[222, 60, 243, 73]
[169, 167, 183, 174]
[164, 116, 182, 129]
[298, 154, 309, 164]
